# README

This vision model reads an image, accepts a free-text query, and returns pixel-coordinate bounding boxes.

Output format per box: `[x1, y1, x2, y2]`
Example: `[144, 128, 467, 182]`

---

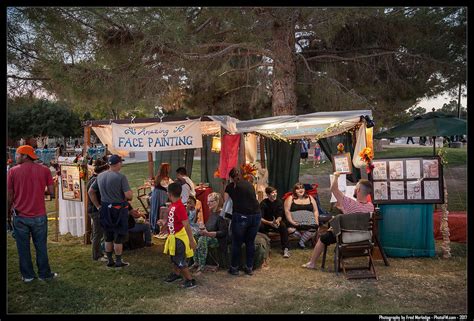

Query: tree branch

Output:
[161, 42, 274, 60]
[194, 17, 213, 34]
[7, 74, 51, 81]
[218, 63, 273, 77]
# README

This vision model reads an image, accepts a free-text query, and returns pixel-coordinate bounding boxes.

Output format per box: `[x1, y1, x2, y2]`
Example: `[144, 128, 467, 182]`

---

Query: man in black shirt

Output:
[259, 186, 290, 258]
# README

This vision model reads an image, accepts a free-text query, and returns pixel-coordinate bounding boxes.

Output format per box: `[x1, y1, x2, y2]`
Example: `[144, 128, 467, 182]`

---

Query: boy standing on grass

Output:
[158, 182, 197, 289]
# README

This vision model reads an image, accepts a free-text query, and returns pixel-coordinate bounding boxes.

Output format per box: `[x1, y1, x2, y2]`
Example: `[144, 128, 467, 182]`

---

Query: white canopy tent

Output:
[235, 110, 373, 140]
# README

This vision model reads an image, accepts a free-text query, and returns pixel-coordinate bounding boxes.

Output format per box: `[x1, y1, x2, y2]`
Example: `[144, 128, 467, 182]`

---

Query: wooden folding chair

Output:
[334, 212, 377, 280]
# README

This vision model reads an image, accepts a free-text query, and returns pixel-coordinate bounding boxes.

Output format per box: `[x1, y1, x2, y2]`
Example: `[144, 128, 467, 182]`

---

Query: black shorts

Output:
[319, 231, 337, 245]
[104, 231, 127, 244]
[300, 152, 308, 159]
[170, 238, 188, 269]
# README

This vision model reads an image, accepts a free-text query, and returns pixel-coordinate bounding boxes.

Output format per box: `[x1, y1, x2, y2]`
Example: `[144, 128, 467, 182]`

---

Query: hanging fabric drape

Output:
[319, 132, 361, 183]
[244, 133, 258, 163]
[154, 149, 195, 179]
[265, 139, 300, 198]
[201, 135, 221, 192]
[219, 134, 241, 179]
[352, 123, 367, 168]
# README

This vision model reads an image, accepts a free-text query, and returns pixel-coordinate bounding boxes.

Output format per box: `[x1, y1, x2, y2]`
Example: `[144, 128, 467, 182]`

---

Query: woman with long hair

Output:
[283, 182, 319, 249]
[150, 163, 174, 234]
[224, 167, 261, 276]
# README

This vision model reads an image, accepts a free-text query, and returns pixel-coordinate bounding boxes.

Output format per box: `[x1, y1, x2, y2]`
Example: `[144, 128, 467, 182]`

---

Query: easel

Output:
[372, 206, 390, 266]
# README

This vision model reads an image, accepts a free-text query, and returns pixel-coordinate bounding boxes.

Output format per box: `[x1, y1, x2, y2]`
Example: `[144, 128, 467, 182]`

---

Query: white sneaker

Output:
[22, 276, 34, 283]
[283, 248, 290, 258]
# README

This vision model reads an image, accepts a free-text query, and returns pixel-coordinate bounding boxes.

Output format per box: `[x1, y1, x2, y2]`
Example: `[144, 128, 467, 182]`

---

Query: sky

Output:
[415, 91, 467, 111]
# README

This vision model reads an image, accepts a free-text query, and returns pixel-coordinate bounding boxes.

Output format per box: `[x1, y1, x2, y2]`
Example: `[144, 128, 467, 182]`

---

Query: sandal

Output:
[301, 262, 317, 270]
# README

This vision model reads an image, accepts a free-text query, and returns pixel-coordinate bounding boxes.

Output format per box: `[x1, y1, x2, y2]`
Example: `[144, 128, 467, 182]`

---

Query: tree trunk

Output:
[271, 16, 297, 116]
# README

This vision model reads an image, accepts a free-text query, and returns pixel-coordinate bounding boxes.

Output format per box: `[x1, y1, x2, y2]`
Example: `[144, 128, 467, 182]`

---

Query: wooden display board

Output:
[370, 156, 444, 204]
[60, 164, 83, 202]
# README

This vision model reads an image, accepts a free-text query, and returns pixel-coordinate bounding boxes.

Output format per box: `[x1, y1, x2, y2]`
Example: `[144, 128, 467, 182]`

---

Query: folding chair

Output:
[334, 212, 377, 280]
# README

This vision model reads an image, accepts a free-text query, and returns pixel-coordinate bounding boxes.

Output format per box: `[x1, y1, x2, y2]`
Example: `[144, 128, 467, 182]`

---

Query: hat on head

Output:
[94, 159, 109, 174]
[16, 145, 38, 160]
[108, 154, 124, 165]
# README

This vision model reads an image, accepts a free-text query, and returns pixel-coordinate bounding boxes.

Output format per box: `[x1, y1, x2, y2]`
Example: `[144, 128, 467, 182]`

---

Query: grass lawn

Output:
[12, 145, 466, 314]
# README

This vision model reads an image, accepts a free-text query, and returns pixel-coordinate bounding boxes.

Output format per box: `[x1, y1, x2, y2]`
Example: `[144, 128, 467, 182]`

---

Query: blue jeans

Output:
[128, 223, 152, 244]
[13, 215, 53, 279]
[230, 212, 261, 269]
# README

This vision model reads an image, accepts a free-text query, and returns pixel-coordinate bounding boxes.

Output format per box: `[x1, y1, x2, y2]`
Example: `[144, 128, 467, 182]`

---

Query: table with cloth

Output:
[195, 186, 213, 223]
[378, 204, 435, 257]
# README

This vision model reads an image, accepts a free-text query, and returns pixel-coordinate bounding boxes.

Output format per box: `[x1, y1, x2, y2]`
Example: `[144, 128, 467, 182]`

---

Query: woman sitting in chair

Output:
[190, 192, 228, 275]
[284, 182, 319, 249]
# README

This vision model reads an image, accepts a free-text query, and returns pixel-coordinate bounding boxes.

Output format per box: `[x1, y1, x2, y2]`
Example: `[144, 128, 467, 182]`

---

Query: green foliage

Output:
[7, 7, 466, 121]
[7, 98, 82, 140]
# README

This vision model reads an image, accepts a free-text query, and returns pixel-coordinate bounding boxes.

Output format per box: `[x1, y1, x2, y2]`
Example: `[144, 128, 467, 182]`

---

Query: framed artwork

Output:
[373, 182, 388, 201]
[332, 152, 352, 174]
[406, 160, 421, 179]
[372, 161, 387, 180]
[390, 181, 405, 200]
[369, 156, 444, 204]
[60, 164, 82, 202]
[388, 160, 404, 180]
[424, 180, 440, 200]
[423, 159, 439, 178]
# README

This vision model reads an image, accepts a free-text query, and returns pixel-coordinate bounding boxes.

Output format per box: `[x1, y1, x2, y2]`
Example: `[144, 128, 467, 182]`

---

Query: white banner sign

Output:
[112, 119, 203, 151]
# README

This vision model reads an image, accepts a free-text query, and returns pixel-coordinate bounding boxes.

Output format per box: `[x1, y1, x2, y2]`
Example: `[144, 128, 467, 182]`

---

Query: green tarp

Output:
[378, 204, 435, 257]
[265, 139, 300, 197]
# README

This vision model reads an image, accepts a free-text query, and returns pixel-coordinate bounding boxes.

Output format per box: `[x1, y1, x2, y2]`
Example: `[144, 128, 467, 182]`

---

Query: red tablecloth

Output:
[195, 186, 213, 223]
[433, 210, 466, 243]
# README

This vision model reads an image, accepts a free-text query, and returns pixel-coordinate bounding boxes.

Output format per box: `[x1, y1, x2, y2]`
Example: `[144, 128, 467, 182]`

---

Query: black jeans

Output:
[231, 212, 261, 269]
[259, 221, 289, 250]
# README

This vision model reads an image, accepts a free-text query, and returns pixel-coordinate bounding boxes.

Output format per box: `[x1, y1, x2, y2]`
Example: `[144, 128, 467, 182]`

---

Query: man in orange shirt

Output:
[7, 145, 57, 282]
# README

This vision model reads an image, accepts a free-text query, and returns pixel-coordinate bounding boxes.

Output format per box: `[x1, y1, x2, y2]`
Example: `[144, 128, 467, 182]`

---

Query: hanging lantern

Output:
[211, 136, 221, 153]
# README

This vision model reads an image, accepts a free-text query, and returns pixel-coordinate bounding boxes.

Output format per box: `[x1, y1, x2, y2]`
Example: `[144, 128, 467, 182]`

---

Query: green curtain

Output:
[378, 204, 435, 257]
[318, 132, 361, 183]
[265, 139, 300, 197]
[154, 149, 195, 179]
[201, 135, 222, 193]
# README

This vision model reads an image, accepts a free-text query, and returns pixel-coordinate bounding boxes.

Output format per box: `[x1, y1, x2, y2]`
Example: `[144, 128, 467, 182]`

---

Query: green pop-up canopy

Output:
[374, 111, 467, 155]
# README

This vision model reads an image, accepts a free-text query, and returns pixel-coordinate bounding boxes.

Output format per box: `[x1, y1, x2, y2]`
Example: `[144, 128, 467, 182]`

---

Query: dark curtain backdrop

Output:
[265, 139, 301, 197]
[318, 132, 361, 183]
[154, 149, 195, 180]
[201, 135, 222, 193]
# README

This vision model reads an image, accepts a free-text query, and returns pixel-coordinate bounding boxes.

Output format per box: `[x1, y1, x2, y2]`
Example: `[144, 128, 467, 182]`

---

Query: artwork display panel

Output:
[60, 165, 82, 202]
[369, 156, 443, 204]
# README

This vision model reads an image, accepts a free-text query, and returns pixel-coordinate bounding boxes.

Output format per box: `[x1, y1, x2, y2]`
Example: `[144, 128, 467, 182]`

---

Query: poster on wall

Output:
[369, 156, 444, 204]
[60, 165, 82, 202]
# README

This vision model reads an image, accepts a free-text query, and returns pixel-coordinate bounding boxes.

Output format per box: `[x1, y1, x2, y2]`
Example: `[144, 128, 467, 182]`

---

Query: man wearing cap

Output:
[7, 145, 58, 282]
[88, 154, 133, 268]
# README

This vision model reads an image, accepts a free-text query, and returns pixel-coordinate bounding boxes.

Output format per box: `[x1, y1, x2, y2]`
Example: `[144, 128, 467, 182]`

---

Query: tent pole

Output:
[259, 135, 265, 168]
[433, 136, 436, 156]
[83, 125, 91, 245]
